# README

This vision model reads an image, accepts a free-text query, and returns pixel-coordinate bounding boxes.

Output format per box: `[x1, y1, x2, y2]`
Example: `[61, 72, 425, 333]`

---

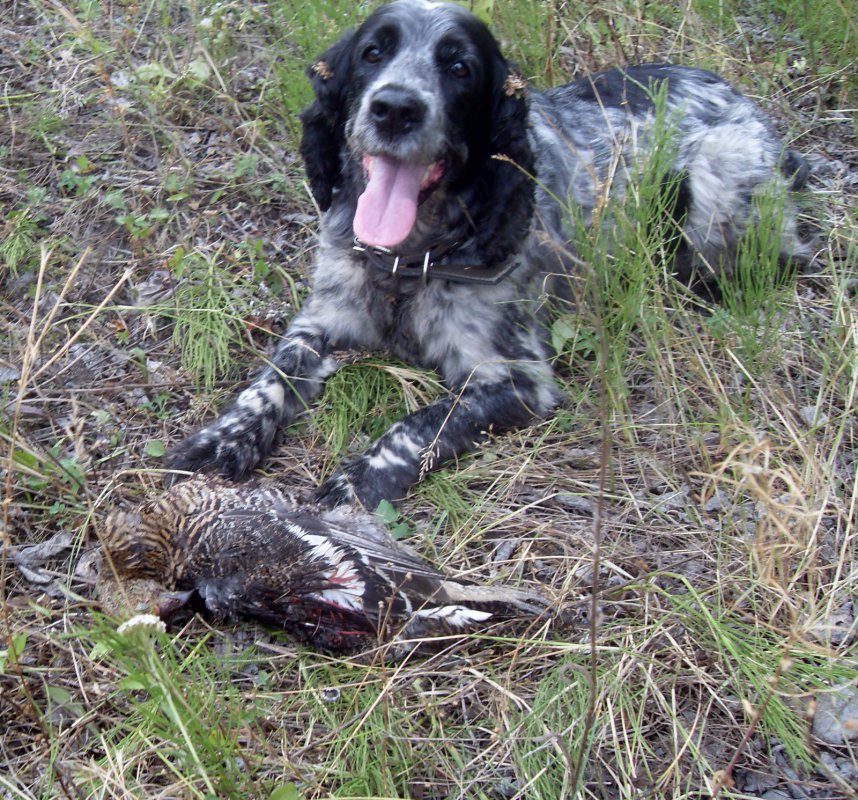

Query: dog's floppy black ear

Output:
[299, 30, 356, 212]
[490, 64, 531, 166]
[473, 59, 535, 263]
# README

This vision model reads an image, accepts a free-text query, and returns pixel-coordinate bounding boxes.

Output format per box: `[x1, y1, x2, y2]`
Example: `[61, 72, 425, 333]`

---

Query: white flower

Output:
[117, 614, 167, 636]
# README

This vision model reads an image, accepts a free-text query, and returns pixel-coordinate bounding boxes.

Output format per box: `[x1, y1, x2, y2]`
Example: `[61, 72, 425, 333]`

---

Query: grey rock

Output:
[740, 769, 779, 794]
[813, 686, 858, 746]
[808, 599, 857, 646]
[798, 405, 829, 427]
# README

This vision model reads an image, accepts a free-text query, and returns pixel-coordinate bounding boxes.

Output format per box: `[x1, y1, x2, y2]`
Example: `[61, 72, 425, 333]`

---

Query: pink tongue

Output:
[354, 155, 427, 248]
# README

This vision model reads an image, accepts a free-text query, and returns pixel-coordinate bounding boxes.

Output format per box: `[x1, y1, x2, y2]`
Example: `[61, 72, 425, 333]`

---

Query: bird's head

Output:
[100, 508, 174, 582]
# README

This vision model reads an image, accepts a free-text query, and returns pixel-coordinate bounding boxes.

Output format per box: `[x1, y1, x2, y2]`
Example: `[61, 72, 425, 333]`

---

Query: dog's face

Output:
[347, 1, 494, 163]
[300, 0, 533, 254]
[347, 2, 497, 246]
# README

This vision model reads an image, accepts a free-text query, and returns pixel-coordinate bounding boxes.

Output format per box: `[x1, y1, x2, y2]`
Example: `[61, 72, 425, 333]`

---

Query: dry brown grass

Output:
[2, 1, 856, 798]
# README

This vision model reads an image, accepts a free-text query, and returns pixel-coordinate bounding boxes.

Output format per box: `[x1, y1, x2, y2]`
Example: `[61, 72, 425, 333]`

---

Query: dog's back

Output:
[529, 64, 810, 289]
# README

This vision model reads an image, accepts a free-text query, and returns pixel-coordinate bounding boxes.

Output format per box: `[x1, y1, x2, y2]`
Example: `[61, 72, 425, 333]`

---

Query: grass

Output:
[93, 618, 282, 798]
[314, 360, 444, 462]
[1, 0, 856, 798]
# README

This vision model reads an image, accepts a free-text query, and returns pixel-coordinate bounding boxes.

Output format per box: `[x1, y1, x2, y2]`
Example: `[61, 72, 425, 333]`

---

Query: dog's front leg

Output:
[316, 372, 554, 510]
[168, 323, 337, 480]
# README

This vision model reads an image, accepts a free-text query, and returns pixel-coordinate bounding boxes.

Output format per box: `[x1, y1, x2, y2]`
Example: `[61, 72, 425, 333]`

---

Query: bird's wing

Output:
[292, 507, 448, 581]
[265, 501, 456, 609]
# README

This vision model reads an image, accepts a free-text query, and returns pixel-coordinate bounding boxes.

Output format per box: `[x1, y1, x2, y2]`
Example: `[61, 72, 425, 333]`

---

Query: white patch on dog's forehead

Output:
[388, 0, 462, 16]
[348, 17, 451, 167]
[369, 0, 474, 44]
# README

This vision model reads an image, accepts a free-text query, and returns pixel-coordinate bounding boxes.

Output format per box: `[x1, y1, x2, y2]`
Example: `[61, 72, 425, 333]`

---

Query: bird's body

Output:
[98, 476, 546, 652]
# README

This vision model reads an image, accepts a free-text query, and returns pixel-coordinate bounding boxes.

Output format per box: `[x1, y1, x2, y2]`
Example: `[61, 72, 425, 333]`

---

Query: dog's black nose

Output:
[369, 86, 426, 136]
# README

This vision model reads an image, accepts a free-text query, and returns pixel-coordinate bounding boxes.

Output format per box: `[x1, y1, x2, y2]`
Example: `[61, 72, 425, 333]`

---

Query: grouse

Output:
[97, 476, 548, 653]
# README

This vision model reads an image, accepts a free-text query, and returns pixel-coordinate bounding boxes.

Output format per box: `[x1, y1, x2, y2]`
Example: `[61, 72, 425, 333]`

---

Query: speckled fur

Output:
[170, 0, 809, 509]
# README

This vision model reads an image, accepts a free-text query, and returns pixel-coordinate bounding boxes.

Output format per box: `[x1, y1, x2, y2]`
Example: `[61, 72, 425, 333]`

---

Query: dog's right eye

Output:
[450, 61, 470, 79]
[363, 45, 382, 64]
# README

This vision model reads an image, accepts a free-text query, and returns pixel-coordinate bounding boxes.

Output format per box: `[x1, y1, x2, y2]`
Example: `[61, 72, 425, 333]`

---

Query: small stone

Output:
[798, 405, 829, 427]
[704, 489, 729, 513]
[553, 493, 595, 515]
[739, 769, 778, 794]
[808, 599, 856, 646]
[812, 686, 858, 746]
[820, 750, 858, 784]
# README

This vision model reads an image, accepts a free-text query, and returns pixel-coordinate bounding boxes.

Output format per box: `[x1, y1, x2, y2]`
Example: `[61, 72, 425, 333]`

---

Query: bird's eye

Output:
[450, 61, 470, 78]
[363, 45, 382, 64]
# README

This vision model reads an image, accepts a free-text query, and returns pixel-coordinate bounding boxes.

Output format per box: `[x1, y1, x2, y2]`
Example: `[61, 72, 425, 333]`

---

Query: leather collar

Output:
[353, 238, 519, 285]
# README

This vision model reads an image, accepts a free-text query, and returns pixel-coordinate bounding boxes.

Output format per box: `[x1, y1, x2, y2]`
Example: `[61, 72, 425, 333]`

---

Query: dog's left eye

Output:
[450, 61, 470, 78]
[363, 45, 383, 64]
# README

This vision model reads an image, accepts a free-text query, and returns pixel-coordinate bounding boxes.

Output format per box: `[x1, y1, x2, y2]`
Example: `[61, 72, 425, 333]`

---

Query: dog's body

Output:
[170, 0, 809, 508]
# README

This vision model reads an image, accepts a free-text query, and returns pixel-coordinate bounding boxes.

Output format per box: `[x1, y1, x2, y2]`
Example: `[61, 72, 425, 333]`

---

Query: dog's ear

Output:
[473, 58, 536, 263]
[489, 62, 532, 170]
[299, 30, 356, 212]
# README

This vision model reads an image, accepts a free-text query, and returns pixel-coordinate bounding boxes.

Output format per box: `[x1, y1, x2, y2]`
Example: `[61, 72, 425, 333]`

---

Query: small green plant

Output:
[58, 155, 98, 196]
[138, 390, 173, 421]
[314, 360, 442, 457]
[1, 209, 43, 275]
[237, 239, 289, 297]
[510, 651, 597, 798]
[488, 0, 559, 80]
[116, 207, 170, 239]
[552, 79, 684, 409]
[11, 441, 87, 505]
[414, 467, 487, 535]
[87, 616, 267, 797]
[267, 0, 367, 125]
[0, 633, 27, 675]
[708, 186, 796, 368]
[166, 247, 249, 390]
[74, 0, 101, 22]
[18, 99, 66, 155]
[374, 498, 415, 539]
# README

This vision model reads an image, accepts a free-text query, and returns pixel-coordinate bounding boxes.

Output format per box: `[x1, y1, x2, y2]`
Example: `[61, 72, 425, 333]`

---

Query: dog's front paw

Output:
[315, 472, 359, 509]
[315, 459, 409, 511]
[168, 407, 278, 481]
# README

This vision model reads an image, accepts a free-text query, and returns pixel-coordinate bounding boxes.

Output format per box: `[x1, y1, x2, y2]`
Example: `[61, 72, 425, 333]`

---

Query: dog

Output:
[169, 0, 809, 510]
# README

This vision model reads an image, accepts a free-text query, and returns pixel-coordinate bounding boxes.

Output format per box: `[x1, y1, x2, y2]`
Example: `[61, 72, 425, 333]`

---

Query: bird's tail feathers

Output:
[436, 580, 550, 618]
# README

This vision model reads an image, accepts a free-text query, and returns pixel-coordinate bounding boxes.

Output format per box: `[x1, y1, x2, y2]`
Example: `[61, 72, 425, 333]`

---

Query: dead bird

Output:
[97, 476, 548, 652]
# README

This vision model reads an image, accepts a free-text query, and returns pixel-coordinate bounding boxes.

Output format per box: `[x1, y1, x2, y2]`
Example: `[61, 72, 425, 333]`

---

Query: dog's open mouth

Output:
[353, 154, 445, 248]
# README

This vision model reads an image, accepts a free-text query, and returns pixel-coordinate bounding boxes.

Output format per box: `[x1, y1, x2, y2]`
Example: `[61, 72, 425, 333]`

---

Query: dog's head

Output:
[299, 0, 534, 261]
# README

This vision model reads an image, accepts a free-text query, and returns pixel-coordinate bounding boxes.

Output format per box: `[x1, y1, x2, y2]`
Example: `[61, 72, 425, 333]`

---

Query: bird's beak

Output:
[156, 589, 196, 621]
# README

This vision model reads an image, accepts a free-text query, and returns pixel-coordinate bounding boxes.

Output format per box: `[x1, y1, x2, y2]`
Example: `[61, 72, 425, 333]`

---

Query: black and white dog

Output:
[170, 0, 809, 508]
